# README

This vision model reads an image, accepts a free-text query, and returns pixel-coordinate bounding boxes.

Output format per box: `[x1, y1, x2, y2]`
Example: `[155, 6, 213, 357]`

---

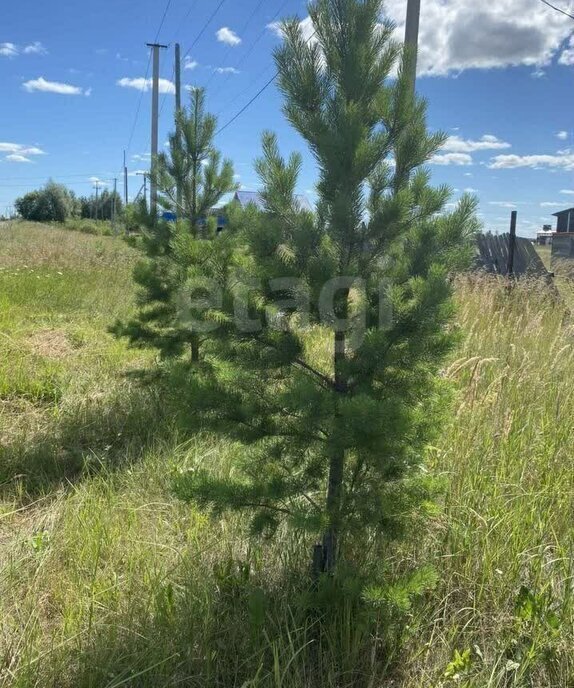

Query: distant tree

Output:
[15, 181, 76, 223]
[174, 0, 478, 576]
[111, 87, 238, 362]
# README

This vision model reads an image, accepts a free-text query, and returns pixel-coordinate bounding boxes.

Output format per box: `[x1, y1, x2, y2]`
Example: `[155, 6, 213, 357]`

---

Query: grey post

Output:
[146, 42, 168, 220]
[93, 181, 100, 221]
[175, 42, 183, 212]
[507, 210, 517, 277]
[123, 149, 128, 205]
[112, 178, 117, 234]
[404, 0, 421, 91]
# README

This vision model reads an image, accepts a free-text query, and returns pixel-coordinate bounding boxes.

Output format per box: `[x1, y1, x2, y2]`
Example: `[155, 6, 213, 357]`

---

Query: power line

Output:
[158, 0, 228, 119]
[154, 0, 174, 42]
[204, 0, 268, 91]
[213, 0, 292, 108]
[119, 0, 174, 175]
[181, 0, 228, 61]
[215, 29, 317, 136]
[538, 0, 574, 19]
[216, 72, 277, 135]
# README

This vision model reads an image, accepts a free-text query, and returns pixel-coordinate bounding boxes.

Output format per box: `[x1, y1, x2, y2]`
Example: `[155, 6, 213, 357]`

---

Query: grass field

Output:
[1, 221, 573, 687]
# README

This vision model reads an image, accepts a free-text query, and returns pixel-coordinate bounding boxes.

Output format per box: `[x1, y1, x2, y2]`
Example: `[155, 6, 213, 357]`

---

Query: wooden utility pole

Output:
[93, 181, 100, 221]
[136, 171, 148, 207]
[123, 150, 128, 205]
[507, 210, 517, 277]
[146, 42, 167, 220]
[404, 0, 422, 91]
[175, 42, 183, 212]
[112, 178, 118, 234]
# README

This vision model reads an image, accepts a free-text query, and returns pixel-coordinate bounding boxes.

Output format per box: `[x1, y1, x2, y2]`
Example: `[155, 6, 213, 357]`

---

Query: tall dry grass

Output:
[1, 224, 573, 686]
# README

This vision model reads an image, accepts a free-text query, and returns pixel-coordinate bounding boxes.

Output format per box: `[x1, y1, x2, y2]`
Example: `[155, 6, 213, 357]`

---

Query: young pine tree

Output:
[175, 0, 478, 574]
[112, 88, 238, 362]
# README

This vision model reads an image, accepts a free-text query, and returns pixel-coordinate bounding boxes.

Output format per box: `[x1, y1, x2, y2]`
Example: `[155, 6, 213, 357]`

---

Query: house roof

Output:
[233, 190, 313, 212]
[553, 207, 574, 217]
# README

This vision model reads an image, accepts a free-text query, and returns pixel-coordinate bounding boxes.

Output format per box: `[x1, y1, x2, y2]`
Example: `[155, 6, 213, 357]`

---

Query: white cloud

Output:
[557, 130, 569, 140]
[268, 16, 315, 42]
[488, 151, 574, 170]
[23, 42, 47, 55]
[1, 41, 47, 57]
[6, 154, 32, 163]
[0, 42, 19, 57]
[441, 134, 511, 153]
[286, 3, 574, 76]
[560, 189, 574, 195]
[0, 142, 45, 157]
[430, 152, 473, 166]
[23, 76, 86, 95]
[214, 66, 240, 74]
[489, 201, 518, 208]
[559, 35, 574, 65]
[216, 27, 241, 46]
[464, 187, 478, 193]
[117, 77, 175, 94]
[540, 202, 567, 207]
[89, 176, 109, 186]
[132, 153, 151, 161]
[184, 57, 198, 70]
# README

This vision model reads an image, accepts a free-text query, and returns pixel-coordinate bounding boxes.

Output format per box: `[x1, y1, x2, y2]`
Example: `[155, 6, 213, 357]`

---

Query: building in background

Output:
[536, 225, 554, 246]
[553, 208, 574, 234]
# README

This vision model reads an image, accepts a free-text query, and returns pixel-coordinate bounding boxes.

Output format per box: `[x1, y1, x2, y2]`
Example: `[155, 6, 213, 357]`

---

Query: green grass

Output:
[1, 222, 573, 687]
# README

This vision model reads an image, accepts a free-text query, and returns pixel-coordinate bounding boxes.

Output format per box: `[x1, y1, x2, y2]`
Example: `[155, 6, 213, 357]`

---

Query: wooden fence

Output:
[475, 232, 550, 279]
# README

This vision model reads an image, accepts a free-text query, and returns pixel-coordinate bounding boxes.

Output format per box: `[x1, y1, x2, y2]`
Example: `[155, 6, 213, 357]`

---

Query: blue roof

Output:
[233, 190, 313, 212]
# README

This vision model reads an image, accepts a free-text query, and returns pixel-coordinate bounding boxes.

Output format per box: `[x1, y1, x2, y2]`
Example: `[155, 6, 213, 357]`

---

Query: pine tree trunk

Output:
[319, 290, 349, 574]
[191, 337, 200, 362]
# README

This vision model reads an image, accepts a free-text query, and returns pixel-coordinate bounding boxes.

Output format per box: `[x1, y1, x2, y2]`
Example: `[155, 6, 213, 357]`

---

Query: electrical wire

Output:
[215, 29, 317, 136]
[538, 0, 574, 20]
[212, 0, 292, 110]
[203, 0, 268, 91]
[119, 0, 174, 175]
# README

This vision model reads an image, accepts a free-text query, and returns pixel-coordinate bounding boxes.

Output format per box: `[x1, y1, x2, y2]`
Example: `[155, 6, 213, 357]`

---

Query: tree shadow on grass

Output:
[18, 548, 397, 688]
[0, 368, 193, 499]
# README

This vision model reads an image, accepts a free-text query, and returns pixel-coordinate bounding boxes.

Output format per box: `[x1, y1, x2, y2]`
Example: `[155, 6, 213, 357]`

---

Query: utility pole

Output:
[507, 210, 517, 277]
[123, 150, 128, 205]
[146, 42, 168, 220]
[175, 42, 182, 212]
[93, 181, 100, 221]
[404, 0, 422, 92]
[112, 178, 118, 234]
[136, 171, 148, 207]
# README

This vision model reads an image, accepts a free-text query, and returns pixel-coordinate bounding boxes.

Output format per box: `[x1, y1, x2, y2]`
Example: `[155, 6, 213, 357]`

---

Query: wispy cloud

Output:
[1, 41, 47, 57]
[184, 57, 198, 70]
[489, 201, 519, 208]
[216, 27, 241, 46]
[560, 189, 574, 195]
[441, 134, 511, 153]
[6, 154, 33, 163]
[430, 152, 473, 166]
[488, 152, 574, 171]
[556, 130, 569, 141]
[23, 76, 88, 95]
[214, 66, 240, 75]
[23, 41, 47, 55]
[0, 142, 45, 156]
[117, 77, 175, 94]
[0, 42, 19, 57]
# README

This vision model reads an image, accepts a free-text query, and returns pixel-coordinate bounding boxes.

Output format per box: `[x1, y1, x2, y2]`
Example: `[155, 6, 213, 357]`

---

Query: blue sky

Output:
[1, 0, 573, 236]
